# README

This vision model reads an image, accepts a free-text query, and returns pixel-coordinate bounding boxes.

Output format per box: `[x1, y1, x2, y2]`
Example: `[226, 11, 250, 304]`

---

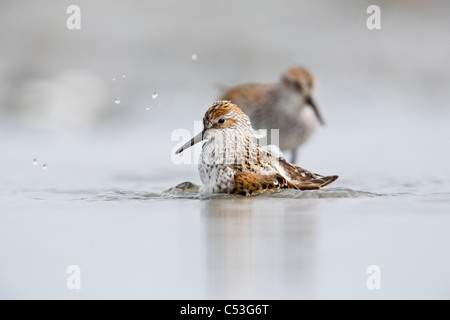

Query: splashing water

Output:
[82, 182, 385, 202]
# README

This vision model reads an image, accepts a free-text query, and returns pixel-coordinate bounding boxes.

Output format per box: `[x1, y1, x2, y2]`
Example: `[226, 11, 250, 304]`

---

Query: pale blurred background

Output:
[0, 0, 449, 299]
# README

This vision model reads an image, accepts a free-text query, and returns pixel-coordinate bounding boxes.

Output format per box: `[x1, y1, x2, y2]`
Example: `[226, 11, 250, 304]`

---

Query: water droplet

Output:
[145, 107, 150, 111]
[42, 164, 48, 170]
[114, 98, 121, 104]
[152, 92, 158, 99]
[121, 74, 126, 79]
[253, 129, 267, 139]
[32, 158, 38, 166]
[191, 54, 198, 61]
[112, 77, 116, 81]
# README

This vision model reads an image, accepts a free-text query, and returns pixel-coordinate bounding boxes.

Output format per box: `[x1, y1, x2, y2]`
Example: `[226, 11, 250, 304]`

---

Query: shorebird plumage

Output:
[176, 101, 337, 196]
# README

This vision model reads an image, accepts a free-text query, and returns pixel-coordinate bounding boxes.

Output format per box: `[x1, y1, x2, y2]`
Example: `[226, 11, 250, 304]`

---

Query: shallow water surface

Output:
[1, 169, 450, 299]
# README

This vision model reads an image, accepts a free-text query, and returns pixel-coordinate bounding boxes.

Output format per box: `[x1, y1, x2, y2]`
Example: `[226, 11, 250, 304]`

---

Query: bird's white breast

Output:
[198, 136, 236, 194]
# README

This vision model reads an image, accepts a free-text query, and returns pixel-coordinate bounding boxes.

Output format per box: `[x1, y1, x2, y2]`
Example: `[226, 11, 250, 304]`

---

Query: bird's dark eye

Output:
[218, 118, 225, 124]
[293, 81, 302, 91]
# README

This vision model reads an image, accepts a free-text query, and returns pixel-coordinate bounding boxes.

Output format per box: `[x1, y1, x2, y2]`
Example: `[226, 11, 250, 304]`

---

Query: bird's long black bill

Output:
[175, 129, 206, 154]
[306, 96, 325, 125]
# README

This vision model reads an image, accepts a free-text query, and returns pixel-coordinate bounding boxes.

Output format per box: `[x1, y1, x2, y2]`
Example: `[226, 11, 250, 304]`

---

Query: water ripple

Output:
[85, 183, 383, 201]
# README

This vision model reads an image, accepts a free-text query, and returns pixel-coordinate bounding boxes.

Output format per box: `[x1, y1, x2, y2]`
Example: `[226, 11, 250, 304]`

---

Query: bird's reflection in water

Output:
[202, 199, 317, 299]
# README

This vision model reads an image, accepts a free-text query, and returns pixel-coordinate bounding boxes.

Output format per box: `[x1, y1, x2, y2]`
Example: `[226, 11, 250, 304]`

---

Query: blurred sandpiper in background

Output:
[220, 66, 323, 163]
[0, 0, 450, 299]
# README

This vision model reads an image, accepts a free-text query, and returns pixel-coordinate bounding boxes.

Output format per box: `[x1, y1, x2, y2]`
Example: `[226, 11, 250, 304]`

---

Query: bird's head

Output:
[281, 66, 325, 125]
[175, 100, 253, 154]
